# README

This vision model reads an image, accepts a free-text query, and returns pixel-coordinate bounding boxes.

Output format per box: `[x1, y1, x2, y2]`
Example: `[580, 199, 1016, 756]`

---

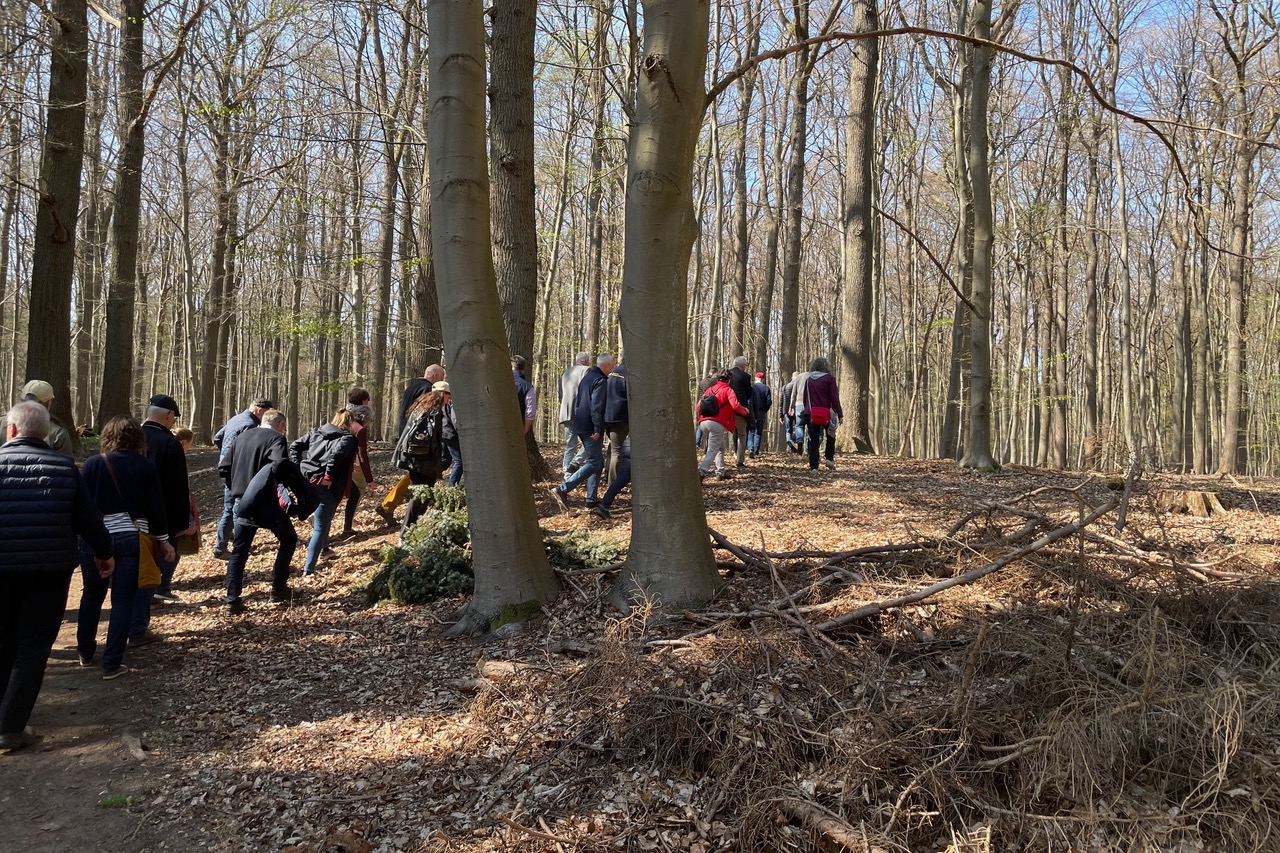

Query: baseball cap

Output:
[21, 380, 54, 403]
[149, 394, 181, 416]
[754, 372, 764, 379]
[432, 381, 451, 394]
[252, 398, 276, 409]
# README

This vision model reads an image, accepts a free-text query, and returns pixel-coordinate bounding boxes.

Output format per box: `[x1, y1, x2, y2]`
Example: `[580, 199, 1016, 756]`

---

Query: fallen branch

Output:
[815, 500, 1120, 632]
[779, 797, 867, 850]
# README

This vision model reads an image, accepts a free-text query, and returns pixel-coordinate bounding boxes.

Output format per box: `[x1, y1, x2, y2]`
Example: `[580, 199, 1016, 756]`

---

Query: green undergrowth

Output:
[361, 486, 627, 607]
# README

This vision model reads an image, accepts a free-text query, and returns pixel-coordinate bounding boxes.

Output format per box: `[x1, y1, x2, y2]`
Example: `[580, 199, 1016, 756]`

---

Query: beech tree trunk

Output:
[777, 0, 811, 381]
[959, 0, 998, 471]
[426, 0, 559, 635]
[609, 0, 720, 611]
[97, 0, 145, 425]
[26, 0, 88, 446]
[837, 0, 878, 455]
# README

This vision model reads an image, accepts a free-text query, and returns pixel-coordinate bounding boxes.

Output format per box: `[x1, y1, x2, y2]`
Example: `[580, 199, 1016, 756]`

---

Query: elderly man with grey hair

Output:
[550, 353, 614, 512]
[0, 401, 113, 753]
[557, 351, 592, 477]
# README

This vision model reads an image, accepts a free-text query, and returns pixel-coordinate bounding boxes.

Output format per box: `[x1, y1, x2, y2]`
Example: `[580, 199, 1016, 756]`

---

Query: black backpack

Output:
[394, 408, 443, 473]
[698, 390, 720, 418]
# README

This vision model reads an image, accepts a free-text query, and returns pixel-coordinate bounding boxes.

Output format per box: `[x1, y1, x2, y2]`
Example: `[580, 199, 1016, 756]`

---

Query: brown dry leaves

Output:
[115, 451, 1280, 852]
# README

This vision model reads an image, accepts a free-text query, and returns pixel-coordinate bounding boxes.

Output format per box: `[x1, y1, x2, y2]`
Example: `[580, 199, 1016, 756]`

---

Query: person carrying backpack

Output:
[696, 369, 748, 481]
[392, 382, 449, 541]
[290, 411, 358, 577]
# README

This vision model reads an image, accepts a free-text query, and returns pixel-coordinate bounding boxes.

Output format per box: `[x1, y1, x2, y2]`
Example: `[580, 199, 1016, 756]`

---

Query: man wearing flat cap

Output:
[142, 395, 191, 611]
[212, 397, 275, 558]
[9, 380, 73, 457]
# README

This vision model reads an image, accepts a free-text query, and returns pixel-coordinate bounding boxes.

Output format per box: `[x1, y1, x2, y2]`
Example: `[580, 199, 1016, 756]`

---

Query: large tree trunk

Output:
[489, 0, 552, 480]
[426, 0, 559, 636]
[26, 0, 88, 448]
[96, 0, 145, 425]
[837, 0, 877, 455]
[609, 0, 720, 612]
[959, 0, 998, 472]
[777, 0, 811, 381]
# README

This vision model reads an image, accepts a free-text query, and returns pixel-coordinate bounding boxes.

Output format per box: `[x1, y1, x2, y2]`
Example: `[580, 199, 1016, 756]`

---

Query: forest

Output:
[5, 0, 1277, 474]
[6, 2, 1280, 851]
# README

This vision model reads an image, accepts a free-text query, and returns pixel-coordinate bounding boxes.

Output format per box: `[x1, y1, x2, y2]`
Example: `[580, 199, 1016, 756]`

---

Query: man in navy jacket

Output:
[212, 397, 274, 557]
[0, 401, 113, 752]
[143, 394, 190, 605]
[550, 353, 613, 511]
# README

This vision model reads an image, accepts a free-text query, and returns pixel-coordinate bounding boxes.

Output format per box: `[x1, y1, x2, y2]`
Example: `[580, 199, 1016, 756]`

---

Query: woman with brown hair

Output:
[392, 384, 450, 541]
[75, 416, 174, 680]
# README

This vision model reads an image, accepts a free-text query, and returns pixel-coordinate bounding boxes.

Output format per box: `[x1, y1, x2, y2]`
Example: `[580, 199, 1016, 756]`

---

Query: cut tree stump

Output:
[1154, 489, 1228, 517]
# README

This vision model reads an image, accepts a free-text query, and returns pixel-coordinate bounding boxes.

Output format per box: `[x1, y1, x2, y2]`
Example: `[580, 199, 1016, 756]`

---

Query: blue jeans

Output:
[302, 487, 338, 576]
[225, 500, 298, 603]
[562, 428, 584, 478]
[77, 532, 144, 674]
[747, 424, 764, 454]
[559, 434, 603, 502]
[215, 485, 234, 552]
[600, 453, 631, 509]
[131, 548, 178, 636]
[444, 441, 463, 487]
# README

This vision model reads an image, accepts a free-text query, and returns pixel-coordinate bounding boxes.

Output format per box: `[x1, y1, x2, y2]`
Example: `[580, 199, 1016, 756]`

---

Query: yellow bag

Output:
[138, 532, 162, 589]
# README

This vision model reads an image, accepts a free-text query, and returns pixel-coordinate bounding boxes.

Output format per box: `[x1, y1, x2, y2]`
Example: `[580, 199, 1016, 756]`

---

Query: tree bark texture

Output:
[26, 0, 88, 443]
[426, 0, 559, 634]
[837, 0, 878, 455]
[609, 0, 721, 612]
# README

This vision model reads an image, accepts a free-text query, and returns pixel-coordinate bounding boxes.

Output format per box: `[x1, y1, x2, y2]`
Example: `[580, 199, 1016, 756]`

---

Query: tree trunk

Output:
[583, 0, 611, 355]
[777, 0, 811, 382]
[837, 0, 877, 455]
[96, 0, 145, 425]
[426, 0, 559, 635]
[26, 0, 88, 449]
[959, 0, 998, 471]
[609, 0, 721, 612]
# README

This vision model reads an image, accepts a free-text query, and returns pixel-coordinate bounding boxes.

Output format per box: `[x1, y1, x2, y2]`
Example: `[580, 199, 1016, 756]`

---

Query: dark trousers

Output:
[77, 532, 144, 674]
[806, 420, 835, 469]
[0, 571, 73, 735]
[344, 484, 362, 532]
[225, 501, 298, 603]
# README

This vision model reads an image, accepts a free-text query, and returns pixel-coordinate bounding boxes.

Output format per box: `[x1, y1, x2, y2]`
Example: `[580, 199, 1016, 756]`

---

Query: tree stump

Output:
[1154, 489, 1228, 517]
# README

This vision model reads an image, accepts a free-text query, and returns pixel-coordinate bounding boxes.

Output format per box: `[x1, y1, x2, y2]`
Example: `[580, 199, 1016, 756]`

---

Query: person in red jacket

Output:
[696, 369, 749, 480]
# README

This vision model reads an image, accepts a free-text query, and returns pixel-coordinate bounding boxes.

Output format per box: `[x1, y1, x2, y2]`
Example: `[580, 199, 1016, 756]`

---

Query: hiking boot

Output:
[102, 665, 130, 681]
[549, 487, 571, 512]
[212, 549, 229, 561]
[128, 630, 162, 647]
[590, 504, 612, 520]
[717, 470, 732, 480]
[270, 587, 294, 605]
[824, 458, 836, 471]
[226, 599, 247, 616]
[375, 506, 396, 526]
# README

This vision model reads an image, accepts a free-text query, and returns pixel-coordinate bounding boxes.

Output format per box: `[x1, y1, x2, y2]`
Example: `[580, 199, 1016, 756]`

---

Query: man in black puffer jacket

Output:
[0, 401, 113, 753]
[220, 410, 310, 615]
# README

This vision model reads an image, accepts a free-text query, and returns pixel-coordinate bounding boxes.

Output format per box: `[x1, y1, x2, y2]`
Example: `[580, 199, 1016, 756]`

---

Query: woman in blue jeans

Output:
[76, 416, 174, 680]
[290, 411, 357, 577]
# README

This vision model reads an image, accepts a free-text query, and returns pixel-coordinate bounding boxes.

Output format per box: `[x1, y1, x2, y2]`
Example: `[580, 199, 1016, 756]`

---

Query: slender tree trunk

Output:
[26, 0, 88, 448]
[778, 0, 811, 381]
[609, 0, 720, 611]
[959, 0, 997, 471]
[837, 0, 878, 454]
[427, 0, 559, 635]
[1081, 119, 1101, 469]
[583, 0, 611, 354]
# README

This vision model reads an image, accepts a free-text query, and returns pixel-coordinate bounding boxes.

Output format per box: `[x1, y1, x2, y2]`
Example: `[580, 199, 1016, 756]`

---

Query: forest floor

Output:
[4, 446, 1280, 852]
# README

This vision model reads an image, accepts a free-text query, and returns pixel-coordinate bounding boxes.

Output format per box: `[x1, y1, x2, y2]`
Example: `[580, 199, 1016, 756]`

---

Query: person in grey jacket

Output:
[0, 401, 113, 753]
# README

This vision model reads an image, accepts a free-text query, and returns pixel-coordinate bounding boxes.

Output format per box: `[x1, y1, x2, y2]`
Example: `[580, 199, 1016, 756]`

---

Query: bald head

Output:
[424, 364, 445, 383]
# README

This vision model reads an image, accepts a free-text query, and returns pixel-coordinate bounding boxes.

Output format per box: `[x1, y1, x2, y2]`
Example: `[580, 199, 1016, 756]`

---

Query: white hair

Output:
[597, 352, 614, 367]
[145, 405, 171, 421]
[7, 400, 51, 439]
[575, 351, 590, 366]
[733, 355, 748, 369]
[261, 409, 287, 429]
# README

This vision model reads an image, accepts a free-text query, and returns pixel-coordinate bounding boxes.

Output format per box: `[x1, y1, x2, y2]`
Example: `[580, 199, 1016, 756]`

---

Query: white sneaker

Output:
[824, 459, 836, 470]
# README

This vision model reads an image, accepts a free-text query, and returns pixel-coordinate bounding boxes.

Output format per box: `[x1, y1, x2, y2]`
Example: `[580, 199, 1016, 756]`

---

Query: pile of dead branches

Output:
[429, 479, 1280, 851]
